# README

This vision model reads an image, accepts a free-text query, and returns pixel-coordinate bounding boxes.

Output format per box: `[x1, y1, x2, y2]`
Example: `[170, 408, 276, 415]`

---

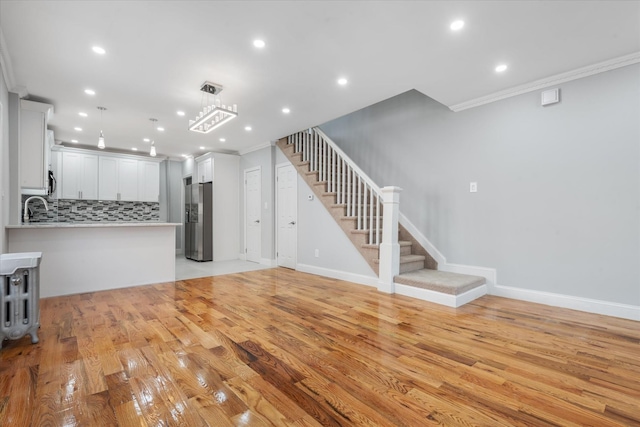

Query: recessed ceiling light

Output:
[495, 64, 508, 73]
[450, 20, 465, 31]
[253, 39, 266, 48]
[181, 154, 189, 158]
[84, 89, 95, 95]
[131, 147, 138, 151]
[244, 126, 252, 131]
[78, 112, 88, 117]
[157, 127, 165, 131]
[71, 139, 79, 143]
[74, 127, 82, 131]
[143, 138, 150, 142]
[199, 146, 206, 150]
[219, 138, 226, 142]
[92, 46, 106, 55]
[337, 77, 348, 86]
[282, 107, 290, 114]
[177, 111, 185, 116]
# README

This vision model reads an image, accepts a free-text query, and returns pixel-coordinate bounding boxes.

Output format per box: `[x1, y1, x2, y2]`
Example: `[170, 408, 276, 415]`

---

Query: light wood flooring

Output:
[1, 268, 639, 426]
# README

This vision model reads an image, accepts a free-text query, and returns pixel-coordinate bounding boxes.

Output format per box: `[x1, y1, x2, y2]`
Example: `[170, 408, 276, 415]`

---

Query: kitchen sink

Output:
[0, 252, 42, 275]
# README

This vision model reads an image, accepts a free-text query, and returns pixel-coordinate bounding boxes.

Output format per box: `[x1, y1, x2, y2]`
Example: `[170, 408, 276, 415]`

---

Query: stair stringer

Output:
[277, 138, 381, 274]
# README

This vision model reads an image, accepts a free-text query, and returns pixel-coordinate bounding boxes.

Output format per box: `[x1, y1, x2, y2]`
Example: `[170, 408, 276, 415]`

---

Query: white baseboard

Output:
[395, 283, 487, 308]
[296, 263, 378, 288]
[491, 284, 640, 321]
[399, 212, 497, 286]
[439, 263, 497, 286]
[238, 253, 246, 261]
[260, 258, 277, 267]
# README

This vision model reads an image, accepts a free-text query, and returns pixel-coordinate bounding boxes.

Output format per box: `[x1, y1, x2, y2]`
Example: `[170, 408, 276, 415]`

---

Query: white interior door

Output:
[245, 167, 261, 263]
[277, 164, 297, 269]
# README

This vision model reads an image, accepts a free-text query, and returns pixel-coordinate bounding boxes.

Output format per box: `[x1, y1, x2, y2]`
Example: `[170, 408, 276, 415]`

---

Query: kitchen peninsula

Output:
[6, 222, 180, 297]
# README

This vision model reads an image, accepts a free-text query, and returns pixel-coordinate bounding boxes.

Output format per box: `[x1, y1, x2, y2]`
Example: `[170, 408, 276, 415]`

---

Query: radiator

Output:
[1, 265, 41, 345]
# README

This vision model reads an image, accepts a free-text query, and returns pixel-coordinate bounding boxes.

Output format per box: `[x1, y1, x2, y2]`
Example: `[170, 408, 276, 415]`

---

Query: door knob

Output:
[254, 220, 260, 223]
[288, 221, 296, 225]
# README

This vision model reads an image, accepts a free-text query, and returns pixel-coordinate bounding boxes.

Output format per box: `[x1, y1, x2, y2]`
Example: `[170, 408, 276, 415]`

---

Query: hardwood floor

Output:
[1, 268, 638, 426]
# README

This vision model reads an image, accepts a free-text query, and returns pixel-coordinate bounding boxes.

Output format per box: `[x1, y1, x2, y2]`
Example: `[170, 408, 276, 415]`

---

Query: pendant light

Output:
[97, 106, 107, 149]
[149, 118, 157, 157]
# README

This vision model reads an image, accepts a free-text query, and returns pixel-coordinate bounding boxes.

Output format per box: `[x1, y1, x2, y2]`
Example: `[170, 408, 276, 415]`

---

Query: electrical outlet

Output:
[314, 249, 319, 258]
[71, 205, 78, 213]
[470, 182, 478, 193]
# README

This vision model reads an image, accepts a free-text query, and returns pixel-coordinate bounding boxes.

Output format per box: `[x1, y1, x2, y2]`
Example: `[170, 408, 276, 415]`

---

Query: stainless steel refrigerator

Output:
[185, 182, 212, 261]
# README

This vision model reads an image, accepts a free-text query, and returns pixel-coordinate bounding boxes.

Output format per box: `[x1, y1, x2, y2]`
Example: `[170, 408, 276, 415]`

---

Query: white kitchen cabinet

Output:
[60, 151, 98, 200]
[20, 100, 53, 195]
[98, 156, 138, 201]
[196, 157, 212, 183]
[138, 161, 160, 202]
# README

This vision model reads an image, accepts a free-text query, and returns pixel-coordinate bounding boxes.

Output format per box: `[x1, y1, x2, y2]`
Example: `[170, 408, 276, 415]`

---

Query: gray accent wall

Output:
[0, 62, 7, 252]
[320, 64, 640, 306]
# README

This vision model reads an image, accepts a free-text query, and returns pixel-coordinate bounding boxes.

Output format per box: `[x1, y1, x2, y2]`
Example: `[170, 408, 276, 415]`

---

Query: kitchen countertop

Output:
[6, 222, 181, 229]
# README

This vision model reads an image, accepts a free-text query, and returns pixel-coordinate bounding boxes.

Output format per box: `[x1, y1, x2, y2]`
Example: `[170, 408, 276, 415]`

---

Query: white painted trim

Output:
[238, 142, 273, 156]
[491, 284, 640, 321]
[450, 52, 640, 112]
[238, 253, 246, 261]
[399, 212, 446, 265]
[395, 283, 487, 308]
[0, 26, 22, 96]
[260, 258, 277, 267]
[439, 263, 497, 287]
[296, 263, 378, 288]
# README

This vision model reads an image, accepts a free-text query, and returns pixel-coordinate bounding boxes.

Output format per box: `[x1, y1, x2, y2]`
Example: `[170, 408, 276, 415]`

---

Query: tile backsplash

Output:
[22, 195, 160, 223]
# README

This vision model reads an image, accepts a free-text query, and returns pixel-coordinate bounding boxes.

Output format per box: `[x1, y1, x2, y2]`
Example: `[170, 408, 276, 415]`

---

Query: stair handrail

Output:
[312, 127, 382, 196]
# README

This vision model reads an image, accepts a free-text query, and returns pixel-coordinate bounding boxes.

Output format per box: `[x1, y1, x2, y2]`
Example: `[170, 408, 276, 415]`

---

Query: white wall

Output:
[320, 64, 640, 307]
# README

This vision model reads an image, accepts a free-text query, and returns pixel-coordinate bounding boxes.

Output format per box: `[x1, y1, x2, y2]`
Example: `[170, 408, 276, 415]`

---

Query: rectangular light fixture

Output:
[188, 104, 238, 134]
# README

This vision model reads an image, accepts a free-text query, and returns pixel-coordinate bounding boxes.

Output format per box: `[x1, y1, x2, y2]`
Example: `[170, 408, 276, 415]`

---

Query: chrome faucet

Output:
[23, 196, 49, 223]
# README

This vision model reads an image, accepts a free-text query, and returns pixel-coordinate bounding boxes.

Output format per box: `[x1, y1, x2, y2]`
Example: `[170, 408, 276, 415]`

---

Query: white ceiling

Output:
[1, 1, 639, 159]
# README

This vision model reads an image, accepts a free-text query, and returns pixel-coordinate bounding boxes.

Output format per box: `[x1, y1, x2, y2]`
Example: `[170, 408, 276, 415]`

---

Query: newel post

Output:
[378, 186, 402, 293]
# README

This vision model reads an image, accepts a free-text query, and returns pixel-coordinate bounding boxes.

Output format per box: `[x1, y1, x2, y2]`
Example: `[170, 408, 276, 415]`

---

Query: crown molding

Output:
[238, 141, 273, 156]
[449, 52, 640, 112]
[0, 24, 27, 97]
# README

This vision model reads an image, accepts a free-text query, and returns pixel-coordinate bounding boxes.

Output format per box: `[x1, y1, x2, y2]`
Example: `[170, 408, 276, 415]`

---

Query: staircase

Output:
[277, 128, 486, 307]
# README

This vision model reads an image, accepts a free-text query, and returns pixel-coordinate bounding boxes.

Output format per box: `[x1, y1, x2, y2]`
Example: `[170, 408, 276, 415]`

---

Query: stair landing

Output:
[395, 269, 485, 295]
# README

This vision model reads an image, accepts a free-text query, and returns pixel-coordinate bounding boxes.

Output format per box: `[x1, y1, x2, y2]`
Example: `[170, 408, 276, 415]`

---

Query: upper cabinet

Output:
[20, 100, 54, 196]
[60, 151, 98, 200]
[53, 147, 161, 202]
[98, 157, 139, 201]
[138, 161, 160, 202]
[196, 156, 212, 183]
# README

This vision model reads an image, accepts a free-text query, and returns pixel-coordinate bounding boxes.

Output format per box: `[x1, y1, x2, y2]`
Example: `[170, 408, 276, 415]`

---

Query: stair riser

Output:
[400, 260, 425, 274]
[400, 245, 412, 256]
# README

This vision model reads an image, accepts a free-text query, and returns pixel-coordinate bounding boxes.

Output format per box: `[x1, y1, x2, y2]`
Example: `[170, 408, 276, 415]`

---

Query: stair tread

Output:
[394, 269, 486, 296]
[361, 241, 410, 249]
[373, 254, 425, 264]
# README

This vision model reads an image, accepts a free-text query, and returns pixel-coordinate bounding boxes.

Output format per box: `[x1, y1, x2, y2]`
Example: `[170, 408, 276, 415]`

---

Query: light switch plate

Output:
[470, 182, 478, 193]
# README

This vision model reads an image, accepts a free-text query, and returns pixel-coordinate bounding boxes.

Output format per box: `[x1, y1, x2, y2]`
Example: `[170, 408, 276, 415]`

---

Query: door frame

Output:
[275, 162, 297, 269]
[243, 166, 262, 263]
